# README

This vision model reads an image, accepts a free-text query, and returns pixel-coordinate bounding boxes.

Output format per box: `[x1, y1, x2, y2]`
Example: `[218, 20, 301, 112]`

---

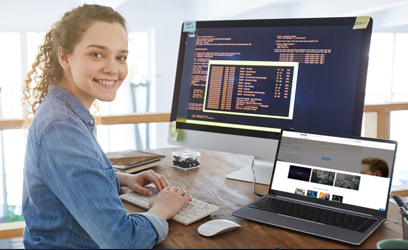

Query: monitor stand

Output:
[226, 157, 275, 185]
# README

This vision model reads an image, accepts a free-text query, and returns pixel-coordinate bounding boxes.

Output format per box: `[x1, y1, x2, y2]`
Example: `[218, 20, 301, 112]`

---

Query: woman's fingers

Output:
[176, 187, 187, 196]
[145, 170, 169, 191]
[157, 174, 169, 190]
[163, 175, 170, 187]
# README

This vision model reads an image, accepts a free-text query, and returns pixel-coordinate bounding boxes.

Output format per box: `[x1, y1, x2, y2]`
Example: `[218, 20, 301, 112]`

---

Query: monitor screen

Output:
[169, 17, 372, 184]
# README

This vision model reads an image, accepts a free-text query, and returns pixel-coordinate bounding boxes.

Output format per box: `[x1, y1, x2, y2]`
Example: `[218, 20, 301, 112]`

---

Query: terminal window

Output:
[203, 60, 298, 119]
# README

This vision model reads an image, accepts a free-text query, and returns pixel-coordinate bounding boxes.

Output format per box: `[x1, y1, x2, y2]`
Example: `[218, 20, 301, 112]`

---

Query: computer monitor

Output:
[168, 17, 373, 185]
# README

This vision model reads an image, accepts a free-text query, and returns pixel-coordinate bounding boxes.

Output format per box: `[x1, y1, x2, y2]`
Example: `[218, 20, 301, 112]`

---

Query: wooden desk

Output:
[121, 147, 403, 249]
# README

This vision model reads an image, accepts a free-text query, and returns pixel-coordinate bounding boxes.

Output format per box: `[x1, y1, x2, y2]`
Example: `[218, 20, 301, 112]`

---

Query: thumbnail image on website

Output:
[271, 132, 395, 211]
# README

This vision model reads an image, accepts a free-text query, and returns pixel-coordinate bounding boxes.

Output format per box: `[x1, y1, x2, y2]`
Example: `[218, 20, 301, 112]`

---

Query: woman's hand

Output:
[121, 169, 170, 196]
[148, 186, 192, 220]
[116, 169, 192, 220]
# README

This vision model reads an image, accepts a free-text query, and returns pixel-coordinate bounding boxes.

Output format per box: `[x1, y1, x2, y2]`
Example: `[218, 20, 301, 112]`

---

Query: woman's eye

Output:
[117, 56, 127, 61]
[91, 53, 102, 58]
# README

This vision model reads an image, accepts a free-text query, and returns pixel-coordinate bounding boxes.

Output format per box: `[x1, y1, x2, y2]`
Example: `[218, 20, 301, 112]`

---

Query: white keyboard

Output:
[120, 185, 219, 225]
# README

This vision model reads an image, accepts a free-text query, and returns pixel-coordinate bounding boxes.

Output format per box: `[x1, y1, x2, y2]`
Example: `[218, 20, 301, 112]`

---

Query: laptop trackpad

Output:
[269, 214, 323, 233]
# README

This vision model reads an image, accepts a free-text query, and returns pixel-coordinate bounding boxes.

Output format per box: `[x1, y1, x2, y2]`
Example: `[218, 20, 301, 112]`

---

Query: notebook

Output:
[106, 150, 165, 170]
[113, 159, 163, 174]
[233, 129, 398, 245]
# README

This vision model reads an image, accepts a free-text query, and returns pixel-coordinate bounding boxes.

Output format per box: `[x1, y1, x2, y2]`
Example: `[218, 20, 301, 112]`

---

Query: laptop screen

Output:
[270, 130, 397, 212]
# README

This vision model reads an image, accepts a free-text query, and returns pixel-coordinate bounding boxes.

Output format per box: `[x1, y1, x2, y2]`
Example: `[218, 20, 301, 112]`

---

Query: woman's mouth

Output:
[94, 79, 116, 88]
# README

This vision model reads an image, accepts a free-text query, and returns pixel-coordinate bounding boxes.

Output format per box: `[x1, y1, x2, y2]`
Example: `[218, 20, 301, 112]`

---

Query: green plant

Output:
[7, 205, 24, 222]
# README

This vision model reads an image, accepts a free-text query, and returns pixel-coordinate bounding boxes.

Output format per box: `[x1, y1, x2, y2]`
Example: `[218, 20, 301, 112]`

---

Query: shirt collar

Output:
[48, 85, 94, 124]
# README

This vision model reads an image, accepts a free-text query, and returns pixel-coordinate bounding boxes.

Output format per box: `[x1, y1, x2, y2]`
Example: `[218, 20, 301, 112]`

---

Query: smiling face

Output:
[58, 21, 128, 109]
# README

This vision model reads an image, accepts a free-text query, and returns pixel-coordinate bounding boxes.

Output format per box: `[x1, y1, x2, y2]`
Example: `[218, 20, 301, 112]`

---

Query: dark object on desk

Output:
[197, 219, 241, 237]
[173, 156, 199, 169]
[393, 194, 408, 211]
[106, 150, 165, 173]
[393, 194, 408, 240]
[172, 149, 201, 170]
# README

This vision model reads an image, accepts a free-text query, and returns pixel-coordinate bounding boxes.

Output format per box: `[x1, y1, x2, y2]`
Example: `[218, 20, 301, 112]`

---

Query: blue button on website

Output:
[322, 157, 331, 161]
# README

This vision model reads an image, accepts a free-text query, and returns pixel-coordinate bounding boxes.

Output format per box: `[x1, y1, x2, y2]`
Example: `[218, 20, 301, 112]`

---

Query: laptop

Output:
[232, 129, 398, 245]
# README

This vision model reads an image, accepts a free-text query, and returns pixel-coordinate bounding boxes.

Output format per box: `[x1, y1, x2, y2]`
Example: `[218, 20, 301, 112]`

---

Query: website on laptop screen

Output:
[271, 130, 396, 211]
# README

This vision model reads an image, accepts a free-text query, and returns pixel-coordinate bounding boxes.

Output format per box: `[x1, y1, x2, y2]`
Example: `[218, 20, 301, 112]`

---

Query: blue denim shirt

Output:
[23, 85, 168, 249]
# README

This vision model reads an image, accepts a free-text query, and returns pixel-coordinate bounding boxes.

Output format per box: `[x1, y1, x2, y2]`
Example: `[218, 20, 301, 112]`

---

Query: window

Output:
[0, 32, 23, 222]
[392, 33, 408, 102]
[365, 33, 408, 185]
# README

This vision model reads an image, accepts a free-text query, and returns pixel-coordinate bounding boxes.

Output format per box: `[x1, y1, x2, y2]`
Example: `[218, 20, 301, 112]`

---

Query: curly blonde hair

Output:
[21, 4, 127, 127]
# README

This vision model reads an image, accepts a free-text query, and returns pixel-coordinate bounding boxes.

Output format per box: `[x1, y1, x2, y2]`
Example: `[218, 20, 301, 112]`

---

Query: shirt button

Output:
[90, 120, 94, 124]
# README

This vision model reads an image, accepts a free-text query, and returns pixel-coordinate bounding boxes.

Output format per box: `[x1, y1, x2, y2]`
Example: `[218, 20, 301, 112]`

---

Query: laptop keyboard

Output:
[249, 197, 377, 233]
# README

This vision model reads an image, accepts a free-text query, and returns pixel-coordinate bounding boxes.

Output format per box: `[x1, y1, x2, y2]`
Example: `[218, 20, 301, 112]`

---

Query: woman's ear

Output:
[58, 47, 70, 70]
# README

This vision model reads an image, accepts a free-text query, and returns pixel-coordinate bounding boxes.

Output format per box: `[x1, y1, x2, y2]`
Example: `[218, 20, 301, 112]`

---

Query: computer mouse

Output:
[198, 219, 241, 237]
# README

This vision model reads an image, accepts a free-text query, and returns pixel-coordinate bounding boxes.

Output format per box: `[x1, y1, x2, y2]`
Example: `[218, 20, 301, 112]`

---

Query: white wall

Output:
[0, 1, 79, 31]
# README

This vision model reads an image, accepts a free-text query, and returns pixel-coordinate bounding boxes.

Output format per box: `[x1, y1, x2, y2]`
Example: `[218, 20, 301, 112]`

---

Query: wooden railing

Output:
[0, 112, 171, 131]
[0, 221, 25, 240]
[363, 103, 408, 139]
[0, 103, 407, 240]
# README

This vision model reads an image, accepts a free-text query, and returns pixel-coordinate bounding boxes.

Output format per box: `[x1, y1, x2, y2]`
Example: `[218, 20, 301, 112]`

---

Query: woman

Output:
[21, 4, 191, 249]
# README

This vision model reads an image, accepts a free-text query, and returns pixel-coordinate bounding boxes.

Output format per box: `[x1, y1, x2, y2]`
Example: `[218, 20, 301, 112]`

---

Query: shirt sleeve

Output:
[38, 120, 168, 248]
[136, 212, 168, 244]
